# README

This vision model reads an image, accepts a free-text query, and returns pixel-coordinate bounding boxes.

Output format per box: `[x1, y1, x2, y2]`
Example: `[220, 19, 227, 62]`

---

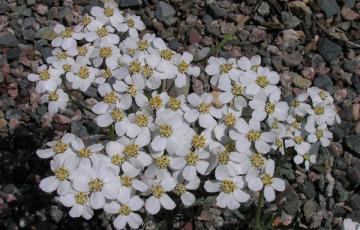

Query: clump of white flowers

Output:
[30, 0, 341, 229]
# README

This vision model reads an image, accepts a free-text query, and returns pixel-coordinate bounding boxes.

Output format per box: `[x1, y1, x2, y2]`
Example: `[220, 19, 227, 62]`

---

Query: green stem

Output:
[109, 124, 116, 141]
[255, 189, 264, 230]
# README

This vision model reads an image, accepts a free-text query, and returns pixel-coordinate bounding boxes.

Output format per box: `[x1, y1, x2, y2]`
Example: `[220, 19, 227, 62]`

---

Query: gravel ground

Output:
[0, 0, 360, 229]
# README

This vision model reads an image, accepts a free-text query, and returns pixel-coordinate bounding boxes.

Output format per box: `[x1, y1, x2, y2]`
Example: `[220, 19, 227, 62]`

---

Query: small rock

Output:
[26, 0, 36, 5]
[293, 73, 312, 89]
[249, 27, 267, 43]
[282, 52, 303, 67]
[120, 0, 142, 7]
[318, 38, 342, 63]
[53, 114, 71, 125]
[302, 67, 315, 80]
[22, 29, 35, 41]
[329, 142, 343, 156]
[0, 1, 8, 14]
[304, 200, 318, 221]
[35, 27, 57, 40]
[349, 194, 360, 211]
[353, 104, 360, 121]
[50, 206, 63, 223]
[313, 74, 333, 91]
[0, 32, 19, 47]
[282, 29, 300, 48]
[334, 88, 347, 102]
[310, 212, 323, 229]
[155, 1, 176, 22]
[188, 29, 202, 44]
[318, 0, 340, 18]
[257, 1, 270, 16]
[341, 7, 360, 21]
[343, 60, 360, 73]
[34, 4, 48, 15]
[281, 12, 301, 29]
[345, 135, 360, 157]
[208, 2, 231, 18]
[284, 191, 299, 215]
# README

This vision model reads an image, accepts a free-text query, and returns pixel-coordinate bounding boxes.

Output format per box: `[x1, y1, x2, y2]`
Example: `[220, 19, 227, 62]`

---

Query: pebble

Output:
[284, 191, 299, 215]
[281, 12, 301, 29]
[53, 114, 71, 124]
[318, 0, 340, 18]
[249, 27, 267, 43]
[293, 73, 312, 89]
[282, 29, 300, 48]
[33, 4, 48, 15]
[341, 7, 360, 21]
[318, 38, 342, 63]
[155, 1, 175, 22]
[302, 67, 315, 80]
[0, 32, 19, 47]
[120, 0, 142, 7]
[188, 29, 202, 44]
[343, 60, 359, 73]
[50, 206, 63, 223]
[345, 135, 360, 157]
[208, 2, 231, 18]
[304, 200, 318, 221]
[35, 27, 57, 40]
[257, 2, 270, 16]
[282, 52, 303, 67]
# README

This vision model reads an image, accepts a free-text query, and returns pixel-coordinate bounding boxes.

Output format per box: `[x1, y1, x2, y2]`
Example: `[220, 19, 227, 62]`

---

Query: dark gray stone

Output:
[281, 12, 301, 29]
[304, 200, 317, 221]
[302, 180, 316, 199]
[7, 46, 21, 62]
[257, 1, 270, 16]
[313, 74, 333, 91]
[345, 135, 360, 157]
[343, 60, 359, 73]
[155, 1, 175, 22]
[208, 3, 231, 18]
[284, 191, 299, 215]
[0, 33, 19, 47]
[334, 181, 349, 202]
[349, 194, 360, 211]
[22, 29, 35, 41]
[120, 0, 142, 7]
[0, 1, 8, 14]
[282, 52, 303, 67]
[318, 0, 340, 18]
[318, 38, 342, 62]
[344, 0, 356, 8]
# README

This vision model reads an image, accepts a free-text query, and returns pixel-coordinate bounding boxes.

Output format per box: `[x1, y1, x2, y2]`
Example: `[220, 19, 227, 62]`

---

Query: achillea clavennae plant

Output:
[30, 0, 341, 229]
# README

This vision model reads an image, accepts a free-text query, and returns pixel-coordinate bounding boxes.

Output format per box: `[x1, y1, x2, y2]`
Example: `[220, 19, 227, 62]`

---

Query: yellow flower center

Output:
[220, 180, 236, 193]
[271, 120, 279, 129]
[56, 51, 68, 60]
[291, 121, 301, 129]
[88, 178, 104, 192]
[96, 27, 108, 37]
[151, 184, 165, 198]
[138, 39, 149, 51]
[124, 144, 139, 157]
[104, 91, 118, 104]
[220, 63, 233, 74]
[111, 108, 125, 122]
[127, 18, 135, 28]
[185, 152, 199, 166]
[160, 49, 174, 60]
[250, 153, 265, 168]
[217, 150, 230, 165]
[224, 113, 236, 126]
[75, 192, 89, 205]
[231, 84, 244, 96]
[174, 183, 186, 195]
[275, 138, 283, 148]
[197, 103, 210, 113]
[102, 68, 112, 79]
[149, 95, 162, 109]
[291, 99, 300, 108]
[142, 64, 153, 78]
[39, 70, 50, 80]
[118, 204, 132, 216]
[192, 134, 206, 149]
[77, 46, 87, 56]
[79, 148, 92, 158]
[315, 129, 323, 139]
[99, 47, 112, 58]
[54, 167, 69, 181]
[247, 130, 261, 142]
[256, 75, 269, 88]
[48, 90, 59, 101]
[318, 90, 327, 100]
[303, 153, 310, 161]
[78, 66, 89, 79]
[261, 174, 273, 186]
[135, 114, 149, 127]
[82, 15, 92, 26]
[53, 142, 68, 154]
[61, 28, 73, 38]
[111, 154, 125, 165]
[129, 60, 141, 74]
[225, 141, 235, 152]
[155, 155, 170, 169]
[294, 136, 304, 144]
[63, 64, 71, 72]
[314, 106, 324, 115]
[159, 124, 173, 137]
[127, 48, 136, 57]
[104, 7, 114, 17]
[168, 97, 181, 111]
[251, 65, 259, 72]
[178, 60, 189, 73]
[120, 176, 133, 187]
[265, 102, 275, 114]
[127, 84, 137, 97]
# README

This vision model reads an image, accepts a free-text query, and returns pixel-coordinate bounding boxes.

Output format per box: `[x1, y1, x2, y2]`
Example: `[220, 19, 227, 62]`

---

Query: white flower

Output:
[308, 102, 339, 126]
[71, 137, 104, 167]
[204, 176, 250, 210]
[86, 20, 119, 45]
[305, 118, 333, 147]
[36, 133, 75, 159]
[173, 176, 200, 207]
[117, 173, 148, 203]
[184, 93, 223, 129]
[237, 55, 261, 71]
[240, 66, 279, 96]
[343, 218, 360, 230]
[28, 65, 63, 94]
[116, 14, 145, 37]
[165, 95, 187, 115]
[233, 149, 268, 178]
[120, 33, 155, 56]
[249, 90, 288, 121]
[307, 87, 334, 105]
[90, 6, 124, 28]
[40, 89, 69, 114]
[247, 159, 285, 202]
[66, 64, 98, 92]
[218, 81, 247, 111]
[210, 144, 243, 180]
[293, 151, 316, 170]
[144, 177, 176, 214]
[230, 118, 276, 154]
[51, 24, 84, 50]
[104, 196, 144, 229]
[147, 91, 170, 111]
[119, 136, 153, 168]
[113, 77, 148, 108]
[205, 57, 242, 89]
[93, 42, 121, 70]
[173, 52, 200, 88]
[170, 148, 209, 181]
[150, 109, 190, 154]
[72, 163, 119, 209]
[60, 190, 94, 219]
[289, 92, 311, 117]
[40, 154, 79, 195]
[145, 153, 173, 180]
[150, 38, 177, 75]
[75, 14, 95, 31]
[285, 130, 311, 154]
[74, 44, 96, 66]
[214, 106, 242, 142]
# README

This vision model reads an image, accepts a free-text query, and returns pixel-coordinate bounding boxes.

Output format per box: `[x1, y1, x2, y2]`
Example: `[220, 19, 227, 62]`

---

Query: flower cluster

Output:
[30, 1, 341, 229]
